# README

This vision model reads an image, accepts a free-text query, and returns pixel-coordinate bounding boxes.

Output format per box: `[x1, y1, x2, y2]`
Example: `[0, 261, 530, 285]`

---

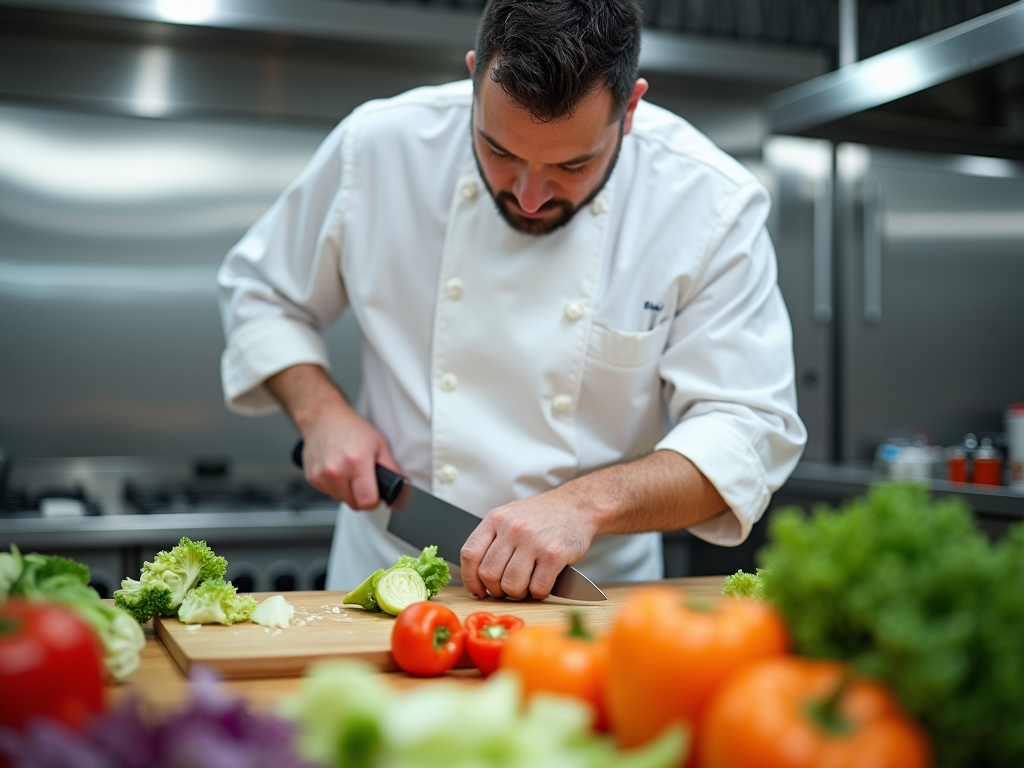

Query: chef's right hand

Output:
[266, 364, 400, 510]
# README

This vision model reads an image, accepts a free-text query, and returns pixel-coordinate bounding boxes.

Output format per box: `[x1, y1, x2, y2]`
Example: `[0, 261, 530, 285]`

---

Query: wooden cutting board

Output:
[154, 577, 724, 680]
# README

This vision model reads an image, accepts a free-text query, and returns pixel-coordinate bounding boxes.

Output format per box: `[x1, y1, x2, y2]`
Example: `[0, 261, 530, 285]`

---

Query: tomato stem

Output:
[805, 671, 854, 736]
[432, 624, 452, 651]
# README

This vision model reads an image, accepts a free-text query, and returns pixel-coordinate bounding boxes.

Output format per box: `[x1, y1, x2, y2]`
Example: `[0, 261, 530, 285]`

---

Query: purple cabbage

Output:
[0, 668, 316, 768]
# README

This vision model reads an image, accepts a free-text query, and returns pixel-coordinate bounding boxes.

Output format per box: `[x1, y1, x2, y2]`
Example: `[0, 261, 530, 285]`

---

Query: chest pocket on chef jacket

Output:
[586, 320, 673, 368]
[580, 319, 673, 456]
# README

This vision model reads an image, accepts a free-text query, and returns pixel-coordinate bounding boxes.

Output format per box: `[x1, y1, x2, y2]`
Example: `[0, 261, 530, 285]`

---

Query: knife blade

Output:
[291, 440, 607, 601]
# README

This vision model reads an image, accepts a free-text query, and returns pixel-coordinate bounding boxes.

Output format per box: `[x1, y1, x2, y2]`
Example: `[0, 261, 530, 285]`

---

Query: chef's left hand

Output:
[460, 487, 598, 600]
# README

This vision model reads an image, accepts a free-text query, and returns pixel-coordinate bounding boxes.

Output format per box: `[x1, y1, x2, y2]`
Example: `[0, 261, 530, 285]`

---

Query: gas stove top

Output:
[0, 455, 337, 518]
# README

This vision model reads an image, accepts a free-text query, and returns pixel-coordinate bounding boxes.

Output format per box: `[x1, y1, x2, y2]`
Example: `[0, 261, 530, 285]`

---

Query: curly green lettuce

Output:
[722, 568, 768, 600]
[757, 483, 1024, 768]
[177, 578, 257, 625]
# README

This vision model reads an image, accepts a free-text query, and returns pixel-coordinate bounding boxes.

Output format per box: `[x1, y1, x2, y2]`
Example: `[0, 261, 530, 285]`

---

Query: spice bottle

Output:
[973, 438, 1002, 487]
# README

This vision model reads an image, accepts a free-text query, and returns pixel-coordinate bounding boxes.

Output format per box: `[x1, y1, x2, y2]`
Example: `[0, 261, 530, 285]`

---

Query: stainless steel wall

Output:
[0, 103, 360, 458]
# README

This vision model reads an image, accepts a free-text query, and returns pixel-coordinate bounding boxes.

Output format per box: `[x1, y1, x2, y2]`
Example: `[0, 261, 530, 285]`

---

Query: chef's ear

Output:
[466, 51, 475, 78]
[622, 78, 649, 136]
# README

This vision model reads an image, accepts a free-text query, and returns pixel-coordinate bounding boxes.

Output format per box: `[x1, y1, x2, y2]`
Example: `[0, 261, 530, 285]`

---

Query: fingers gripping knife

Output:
[291, 440, 606, 601]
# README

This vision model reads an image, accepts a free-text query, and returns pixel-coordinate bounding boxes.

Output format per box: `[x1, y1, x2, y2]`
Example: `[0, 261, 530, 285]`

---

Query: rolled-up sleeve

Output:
[655, 181, 806, 545]
[217, 119, 353, 415]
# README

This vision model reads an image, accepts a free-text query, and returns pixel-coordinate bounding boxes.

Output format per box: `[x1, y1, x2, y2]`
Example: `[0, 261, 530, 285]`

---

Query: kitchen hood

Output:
[768, 0, 1024, 160]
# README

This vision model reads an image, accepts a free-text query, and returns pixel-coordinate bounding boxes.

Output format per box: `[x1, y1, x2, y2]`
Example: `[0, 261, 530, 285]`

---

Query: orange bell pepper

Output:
[698, 657, 932, 768]
[499, 611, 609, 730]
[606, 587, 789, 752]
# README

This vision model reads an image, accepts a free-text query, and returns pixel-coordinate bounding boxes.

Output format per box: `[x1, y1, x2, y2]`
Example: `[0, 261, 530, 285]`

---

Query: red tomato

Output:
[606, 588, 789, 750]
[0, 599, 106, 731]
[698, 657, 932, 768]
[390, 602, 465, 677]
[464, 612, 525, 677]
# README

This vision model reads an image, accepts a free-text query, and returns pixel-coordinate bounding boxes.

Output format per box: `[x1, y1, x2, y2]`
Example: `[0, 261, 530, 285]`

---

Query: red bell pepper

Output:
[464, 612, 525, 676]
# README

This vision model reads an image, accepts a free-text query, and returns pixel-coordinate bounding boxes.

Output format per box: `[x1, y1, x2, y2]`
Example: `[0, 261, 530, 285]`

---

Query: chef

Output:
[217, 0, 806, 599]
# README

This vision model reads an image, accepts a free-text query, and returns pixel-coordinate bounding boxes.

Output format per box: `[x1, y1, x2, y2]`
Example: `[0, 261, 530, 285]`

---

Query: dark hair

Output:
[473, 0, 643, 123]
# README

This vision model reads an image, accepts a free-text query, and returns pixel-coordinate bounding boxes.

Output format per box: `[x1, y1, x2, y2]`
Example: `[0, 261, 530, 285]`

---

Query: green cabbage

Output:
[343, 546, 451, 615]
[283, 660, 687, 768]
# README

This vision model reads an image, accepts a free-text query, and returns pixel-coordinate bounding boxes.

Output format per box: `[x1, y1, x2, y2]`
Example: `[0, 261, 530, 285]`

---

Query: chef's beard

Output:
[472, 119, 624, 236]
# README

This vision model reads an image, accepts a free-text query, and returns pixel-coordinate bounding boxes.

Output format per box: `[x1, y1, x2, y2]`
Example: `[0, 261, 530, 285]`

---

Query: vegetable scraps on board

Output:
[725, 483, 1024, 768]
[343, 545, 450, 616]
[0, 545, 145, 680]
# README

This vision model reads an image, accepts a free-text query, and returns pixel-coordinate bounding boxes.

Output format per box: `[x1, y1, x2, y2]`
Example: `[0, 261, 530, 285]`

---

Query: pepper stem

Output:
[805, 669, 854, 736]
[565, 611, 593, 641]
[481, 623, 508, 639]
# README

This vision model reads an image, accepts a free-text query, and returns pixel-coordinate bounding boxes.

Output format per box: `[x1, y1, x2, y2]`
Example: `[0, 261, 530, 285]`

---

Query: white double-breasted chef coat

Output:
[217, 80, 806, 589]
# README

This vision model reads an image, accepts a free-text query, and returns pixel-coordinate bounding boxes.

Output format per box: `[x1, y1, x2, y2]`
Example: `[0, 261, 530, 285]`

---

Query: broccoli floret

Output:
[140, 537, 227, 611]
[723, 568, 768, 600]
[114, 577, 174, 624]
[394, 546, 450, 598]
[177, 579, 256, 625]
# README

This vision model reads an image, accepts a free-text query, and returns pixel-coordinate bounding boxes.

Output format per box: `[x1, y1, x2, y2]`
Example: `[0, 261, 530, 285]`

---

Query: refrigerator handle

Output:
[863, 177, 883, 325]
[813, 176, 833, 325]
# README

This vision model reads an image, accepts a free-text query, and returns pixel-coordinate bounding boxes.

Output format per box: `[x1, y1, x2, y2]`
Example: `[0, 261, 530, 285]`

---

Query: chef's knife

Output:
[291, 440, 607, 601]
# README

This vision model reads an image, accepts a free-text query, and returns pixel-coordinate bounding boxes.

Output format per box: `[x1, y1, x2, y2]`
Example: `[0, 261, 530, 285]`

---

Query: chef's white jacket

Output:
[218, 80, 806, 589]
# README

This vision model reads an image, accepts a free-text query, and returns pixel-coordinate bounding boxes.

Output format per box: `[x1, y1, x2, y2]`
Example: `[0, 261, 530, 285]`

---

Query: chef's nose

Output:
[511, 166, 553, 214]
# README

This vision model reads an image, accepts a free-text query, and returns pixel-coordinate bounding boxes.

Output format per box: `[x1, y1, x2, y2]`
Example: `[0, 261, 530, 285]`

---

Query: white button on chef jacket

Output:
[446, 278, 464, 300]
[218, 80, 806, 590]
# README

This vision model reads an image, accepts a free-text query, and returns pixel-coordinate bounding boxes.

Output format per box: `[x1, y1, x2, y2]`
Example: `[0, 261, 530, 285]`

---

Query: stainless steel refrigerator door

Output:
[835, 145, 1024, 460]
[762, 137, 836, 461]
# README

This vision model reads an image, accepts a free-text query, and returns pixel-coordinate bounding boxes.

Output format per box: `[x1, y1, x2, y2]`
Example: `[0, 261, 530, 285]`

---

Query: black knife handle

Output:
[290, 439, 405, 506]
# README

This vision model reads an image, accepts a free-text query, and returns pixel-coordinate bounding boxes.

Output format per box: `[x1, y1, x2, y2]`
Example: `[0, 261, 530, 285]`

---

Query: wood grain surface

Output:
[154, 577, 725, 680]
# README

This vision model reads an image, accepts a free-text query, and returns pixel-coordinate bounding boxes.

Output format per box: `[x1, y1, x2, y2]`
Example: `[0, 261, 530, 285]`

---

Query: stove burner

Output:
[0, 486, 102, 518]
[123, 479, 335, 514]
